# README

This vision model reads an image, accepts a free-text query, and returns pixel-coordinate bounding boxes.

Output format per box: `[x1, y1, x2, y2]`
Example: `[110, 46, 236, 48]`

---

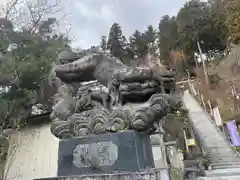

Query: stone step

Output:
[207, 155, 240, 160]
[211, 162, 240, 170]
[196, 175, 240, 180]
[207, 157, 240, 165]
[207, 154, 237, 158]
[205, 168, 240, 177]
[210, 159, 240, 164]
[206, 150, 236, 155]
[206, 153, 240, 162]
[183, 93, 240, 169]
[207, 152, 237, 157]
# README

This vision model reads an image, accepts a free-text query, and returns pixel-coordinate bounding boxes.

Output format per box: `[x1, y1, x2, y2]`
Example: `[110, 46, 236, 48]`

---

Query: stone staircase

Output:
[182, 91, 240, 179]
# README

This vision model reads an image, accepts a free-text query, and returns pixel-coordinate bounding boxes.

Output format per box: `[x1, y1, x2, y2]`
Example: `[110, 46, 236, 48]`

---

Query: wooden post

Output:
[181, 46, 188, 70]
[176, 79, 194, 84]
[196, 89, 200, 101]
[187, 69, 191, 94]
[197, 41, 209, 85]
[222, 124, 228, 141]
[194, 52, 199, 68]
[200, 94, 206, 111]
[208, 100, 213, 116]
[208, 51, 213, 67]
[157, 123, 168, 168]
[183, 130, 189, 153]
[233, 82, 240, 112]
[230, 81, 235, 112]
[229, 81, 240, 113]
[187, 70, 190, 83]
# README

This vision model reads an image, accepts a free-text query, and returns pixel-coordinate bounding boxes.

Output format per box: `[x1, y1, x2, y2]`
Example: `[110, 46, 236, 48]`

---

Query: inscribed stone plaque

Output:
[57, 130, 155, 176]
[72, 141, 118, 168]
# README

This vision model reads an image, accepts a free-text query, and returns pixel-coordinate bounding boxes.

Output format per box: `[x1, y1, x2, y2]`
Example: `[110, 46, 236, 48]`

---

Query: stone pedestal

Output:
[57, 130, 155, 176]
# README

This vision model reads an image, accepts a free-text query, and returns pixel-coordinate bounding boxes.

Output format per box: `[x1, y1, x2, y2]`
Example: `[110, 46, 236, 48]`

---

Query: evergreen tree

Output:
[107, 23, 126, 59]
[158, 15, 179, 65]
[0, 18, 69, 129]
[0, 0, 69, 129]
[177, 0, 228, 57]
[144, 25, 157, 56]
[129, 26, 157, 59]
[129, 30, 148, 58]
[100, 36, 107, 53]
[144, 25, 156, 45]
[224, 0, 240, 43]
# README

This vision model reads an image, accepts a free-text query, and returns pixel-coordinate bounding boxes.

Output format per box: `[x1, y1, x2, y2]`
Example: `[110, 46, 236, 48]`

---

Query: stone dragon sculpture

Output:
[49, 49, 181, 139]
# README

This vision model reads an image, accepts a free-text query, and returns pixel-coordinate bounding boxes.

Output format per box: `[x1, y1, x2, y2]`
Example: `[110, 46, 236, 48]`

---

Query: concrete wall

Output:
[152, 146, 166, 168]
[166, 146, 184, 170]
[5, 123, 59, 180]
[4, 125, 165, 180]
[151, 134, 168, 168]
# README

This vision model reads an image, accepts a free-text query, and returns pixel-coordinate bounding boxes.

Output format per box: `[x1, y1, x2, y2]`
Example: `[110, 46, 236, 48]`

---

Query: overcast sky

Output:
[1, 0, 187, 49]
[65, 0, 186, 49]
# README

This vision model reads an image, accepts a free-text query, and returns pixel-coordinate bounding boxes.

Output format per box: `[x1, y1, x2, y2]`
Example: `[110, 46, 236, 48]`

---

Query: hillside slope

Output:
[217, 45, 240, 80]
[194, 45, 240, 120]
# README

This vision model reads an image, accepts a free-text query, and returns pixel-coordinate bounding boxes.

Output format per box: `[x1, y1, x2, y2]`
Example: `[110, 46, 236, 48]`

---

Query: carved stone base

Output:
[57, 130, 155, 176]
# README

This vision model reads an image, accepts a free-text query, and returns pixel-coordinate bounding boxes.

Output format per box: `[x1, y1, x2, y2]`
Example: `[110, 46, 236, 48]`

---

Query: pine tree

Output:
[144, 25, 157, 56]
[0, 17, 69, 129]
[129, 30, 148, 58]
[224, 0, 240, 43]
[100, 36, 107, 53]
[129, 26, 156, 59]
[107, 23, 126, 59]
[158, 15, 180, 66]
[144, 25, 156, 45]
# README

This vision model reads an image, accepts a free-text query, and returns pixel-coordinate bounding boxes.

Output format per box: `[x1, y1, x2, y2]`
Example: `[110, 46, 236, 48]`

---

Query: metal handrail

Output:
[187, 90, 240, 157]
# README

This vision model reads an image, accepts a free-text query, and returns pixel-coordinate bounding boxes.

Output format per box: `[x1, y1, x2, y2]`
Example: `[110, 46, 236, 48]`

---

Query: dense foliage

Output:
[224, 0, 240, 43]
[102, 0, 235, 67]
[101, 23, 158, 64]
[1, 0, 240, 129]
[0, 0, 69, 129]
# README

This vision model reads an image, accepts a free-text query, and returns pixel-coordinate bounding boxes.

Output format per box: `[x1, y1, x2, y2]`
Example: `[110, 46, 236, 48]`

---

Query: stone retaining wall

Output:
[35, 169, 170, 180]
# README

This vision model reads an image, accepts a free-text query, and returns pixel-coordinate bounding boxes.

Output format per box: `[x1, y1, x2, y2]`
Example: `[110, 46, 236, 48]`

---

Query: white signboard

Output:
[212, 106, 223, 126]
[186, 139, 196, 146]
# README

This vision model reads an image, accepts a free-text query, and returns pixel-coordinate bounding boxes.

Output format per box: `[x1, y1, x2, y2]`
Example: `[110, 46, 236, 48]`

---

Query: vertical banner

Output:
[226, 120, 240, 146]
[190, 83, 197, 96]
[212, 106, 223, 126]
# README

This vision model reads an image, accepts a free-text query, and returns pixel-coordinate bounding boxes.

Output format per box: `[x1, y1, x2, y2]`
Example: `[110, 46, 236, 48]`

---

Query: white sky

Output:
[1, 0, 188, 49]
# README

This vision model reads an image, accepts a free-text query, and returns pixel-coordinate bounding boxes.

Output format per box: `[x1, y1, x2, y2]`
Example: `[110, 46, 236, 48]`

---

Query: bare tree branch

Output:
[4, 0, 20, 20]
[0, 0, 70, 87]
